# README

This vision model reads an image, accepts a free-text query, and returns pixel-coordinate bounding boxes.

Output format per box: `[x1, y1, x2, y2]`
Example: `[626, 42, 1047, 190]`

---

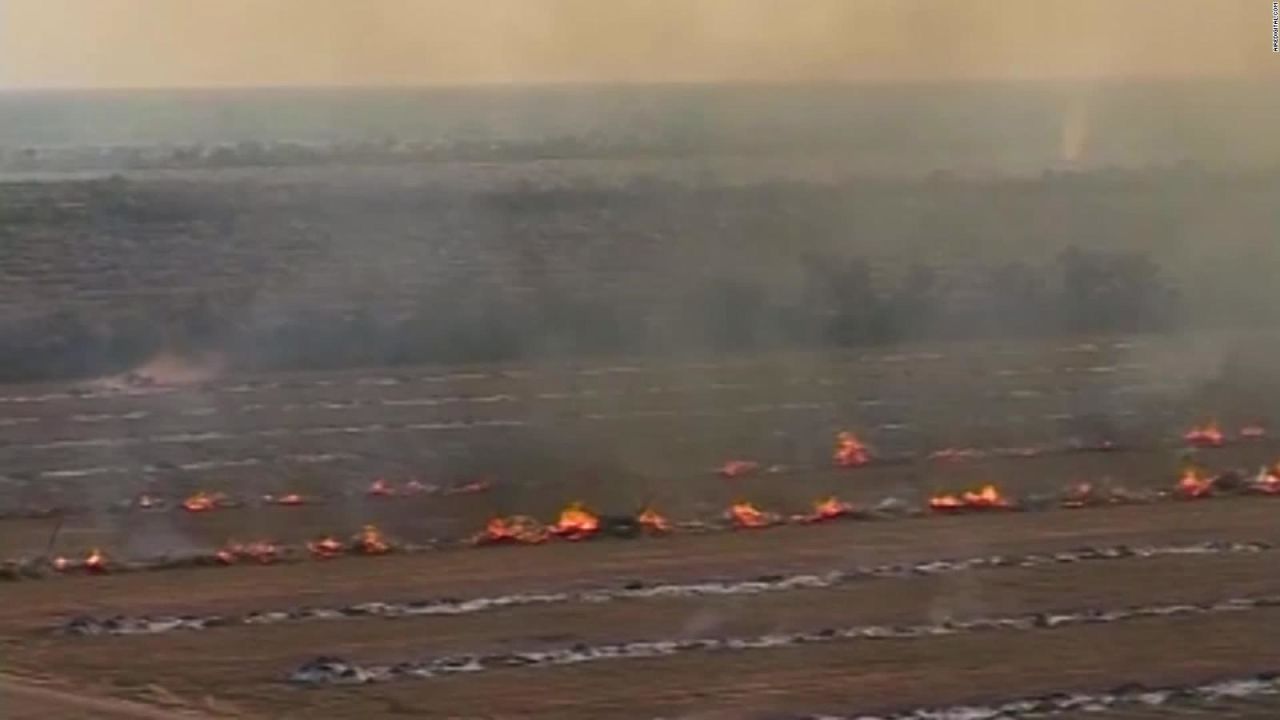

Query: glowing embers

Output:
[181, 491, 233, 513]
[726, 501, 779, 529]
[1184, 421, 1226, 448]
[1251, 464, 1280, 495]
[803, 496, 856, 523]
[1175, 467, 1215, 499]
[307, 536, 345, 559]
[718, 460, 760, 479]
[929, 484, 1012, 512]
[636, 507, 671, 533]
[216, 541, 281, 565]
[549, 502, 600, 541]
[833, 431, 871, 467]
[476, 516, 550, 546]
[53, 548, 108, 574]
[353, 525, 392, 555]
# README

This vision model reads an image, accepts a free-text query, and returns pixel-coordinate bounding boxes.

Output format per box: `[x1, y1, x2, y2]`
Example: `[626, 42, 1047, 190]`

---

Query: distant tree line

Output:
[0, 247, 1182, 383]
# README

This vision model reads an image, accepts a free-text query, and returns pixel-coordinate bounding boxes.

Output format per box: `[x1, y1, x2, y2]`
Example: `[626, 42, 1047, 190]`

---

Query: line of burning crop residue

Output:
[9, 465, 1280, 583]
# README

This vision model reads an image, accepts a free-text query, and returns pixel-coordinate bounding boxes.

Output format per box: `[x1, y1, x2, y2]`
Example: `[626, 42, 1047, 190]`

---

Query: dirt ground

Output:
[4, 337, 1280, 718]
[4, 498, 1280, 718]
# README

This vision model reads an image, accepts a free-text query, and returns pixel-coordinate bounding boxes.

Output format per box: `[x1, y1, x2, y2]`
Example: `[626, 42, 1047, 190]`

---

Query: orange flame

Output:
[833, 432, 870, 467]
[354, 525, 391, 555]
[728, 501, 772, 529]
[964, 484, 1010, 508]
[49, 549, 107, 573]
[807, 496, 854, 522]
[930, 484, 1011, 511]
[550, 502, 600, 540]
[84, 548, 107, 573]
[718, 460, 760, 478]
[181, 491, 226, 513]
[637, 506, 671, 533]
[307, 536, 345, 558]
[1184, 421, 1225, 448]
[367, 478, 396, 497]
[1176, 468, 1214, 498]
[478, 515, 549, 545]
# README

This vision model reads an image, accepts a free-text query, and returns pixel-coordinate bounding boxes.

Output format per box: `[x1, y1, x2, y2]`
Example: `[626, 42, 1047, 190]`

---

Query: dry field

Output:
[4, 334, 1280, 718]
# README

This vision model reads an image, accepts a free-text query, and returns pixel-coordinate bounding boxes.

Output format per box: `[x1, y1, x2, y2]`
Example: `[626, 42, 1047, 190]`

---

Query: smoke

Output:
[1059, 95, 1091, 165]
[0, 0, 1273, 88]
[86, 351, 226, 392]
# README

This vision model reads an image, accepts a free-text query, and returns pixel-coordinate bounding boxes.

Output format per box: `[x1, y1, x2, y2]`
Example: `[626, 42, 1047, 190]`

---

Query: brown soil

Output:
[4, 341, 1280, 718]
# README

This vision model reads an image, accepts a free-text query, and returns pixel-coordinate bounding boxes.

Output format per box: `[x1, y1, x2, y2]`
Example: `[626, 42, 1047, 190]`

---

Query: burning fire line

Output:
[776, 672, 1280, 720]
[928, 484, 1012, 511]
[14, 465, 1280, 582]
[58, 540, 1272, 637]
[289, 594, 1280, 685]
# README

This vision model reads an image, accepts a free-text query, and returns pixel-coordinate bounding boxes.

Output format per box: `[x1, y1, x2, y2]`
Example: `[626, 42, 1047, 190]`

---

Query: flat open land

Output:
[3, 332, 1280, 717]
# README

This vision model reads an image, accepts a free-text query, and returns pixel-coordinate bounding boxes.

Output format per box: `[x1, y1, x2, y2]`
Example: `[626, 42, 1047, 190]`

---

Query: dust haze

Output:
[0, 0, 1273, 88]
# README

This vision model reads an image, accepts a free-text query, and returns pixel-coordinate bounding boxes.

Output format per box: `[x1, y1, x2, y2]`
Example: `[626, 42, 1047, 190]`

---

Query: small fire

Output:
[550, 502, 600, 540]
[964, 485, 1009, 508]
[930, 484, 1011, 511]
[84, 548, 107, 573]
[353, 525, 391, 555]
[1175, 468, 1214, 498]
[367, 478, 396, 497]
[307, 536, 345, 558]
[718, 460, 760, 478]
[1184, 421, 1225, 448]
[181, 491, 227, 513]
[478, 515, 549, 545]
[637, 506, 671, 533]
[1252, 464, 1280, 495]
[51, 549, 109, 574]
[807, 496, 854, 522]
[833, 432, 870, 467]
[727, 501, 773, 529]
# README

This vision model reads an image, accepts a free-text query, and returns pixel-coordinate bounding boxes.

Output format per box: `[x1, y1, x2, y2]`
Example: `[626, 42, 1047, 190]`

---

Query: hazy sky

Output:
[0, 0, 1274, 88]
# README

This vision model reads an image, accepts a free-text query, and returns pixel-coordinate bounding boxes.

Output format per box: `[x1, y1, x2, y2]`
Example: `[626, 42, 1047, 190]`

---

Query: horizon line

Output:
[0, 74, 1269, 95]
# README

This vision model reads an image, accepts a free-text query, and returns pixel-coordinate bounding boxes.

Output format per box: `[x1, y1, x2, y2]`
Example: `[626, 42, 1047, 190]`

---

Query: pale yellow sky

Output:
[0, 0, 1273, 88]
